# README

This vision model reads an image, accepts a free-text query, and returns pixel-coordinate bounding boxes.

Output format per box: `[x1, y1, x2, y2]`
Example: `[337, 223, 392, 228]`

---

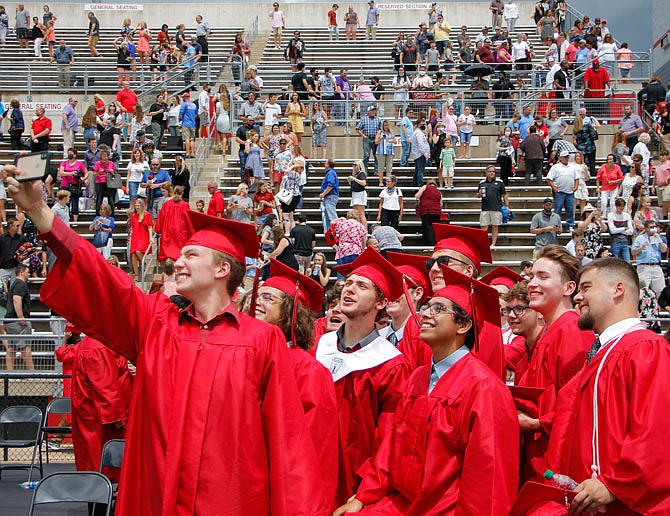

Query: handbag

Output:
[137, 186, 147, 198]
[275, 188, 294, 205]
[106, 172, 123, 189]
[324, 225, 339, 247]
[92, 230, 109, 248]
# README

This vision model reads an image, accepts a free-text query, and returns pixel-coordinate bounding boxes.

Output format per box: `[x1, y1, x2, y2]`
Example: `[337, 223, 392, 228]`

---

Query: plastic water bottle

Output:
[544, 469, 578, 490]
[19, 481, 39, 489]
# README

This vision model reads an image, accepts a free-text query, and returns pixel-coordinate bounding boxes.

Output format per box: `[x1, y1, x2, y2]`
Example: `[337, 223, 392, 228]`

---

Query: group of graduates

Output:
[6, 157, 669, 515]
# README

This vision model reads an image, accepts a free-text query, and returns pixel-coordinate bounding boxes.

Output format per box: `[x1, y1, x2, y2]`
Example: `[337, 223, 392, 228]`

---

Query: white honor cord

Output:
[591, 323, 646, 478]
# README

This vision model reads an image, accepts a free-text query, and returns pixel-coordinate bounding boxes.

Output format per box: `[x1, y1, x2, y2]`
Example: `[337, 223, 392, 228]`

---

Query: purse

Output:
[106, 172, 123, 189]
[137, 186, 147, 198]
[275, 188, 294, 205]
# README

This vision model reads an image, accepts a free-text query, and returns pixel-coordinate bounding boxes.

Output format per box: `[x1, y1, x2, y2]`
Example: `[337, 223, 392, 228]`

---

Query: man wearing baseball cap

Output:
[316, 247, 410, 505]
[3, 165, 330, 515]
[356, 104, 382, 176]
[178, 92, 198, 158]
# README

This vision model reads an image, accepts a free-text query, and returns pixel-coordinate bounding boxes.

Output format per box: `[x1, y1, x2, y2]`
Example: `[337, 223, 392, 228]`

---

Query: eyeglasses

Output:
[425, 255, 470, 271]
[501, 305, 531, 317]
[150, 163, 160, 168]
[257, 292, 280, 304]
[420, 302, 457, 318]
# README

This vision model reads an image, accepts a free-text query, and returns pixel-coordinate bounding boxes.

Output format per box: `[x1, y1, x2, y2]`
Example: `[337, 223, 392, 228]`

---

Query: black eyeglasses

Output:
[420, 302, 457, 318]
[425, 255, 470, 271]
[501, 305, 531, 317]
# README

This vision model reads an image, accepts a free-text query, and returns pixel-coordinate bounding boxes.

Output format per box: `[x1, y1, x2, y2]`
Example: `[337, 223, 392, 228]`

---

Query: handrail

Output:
[140, 238, 157, 291]
[247, 15, 260, 48]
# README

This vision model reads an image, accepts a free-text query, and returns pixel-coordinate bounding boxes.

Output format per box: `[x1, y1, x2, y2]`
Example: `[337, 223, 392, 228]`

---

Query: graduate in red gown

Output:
[71, 334, 133, 482]
[4, 162, 330, 516]
[333, 266, 520, 516]
[254, 258, 339, 507]
[313, 283, 344, 349]
[500, 281, 544, 384]
[413, 224, 506, 378]
[384, 252, 433, 369]
[153, 185, 193, 263]
[316, 248, 410, 505]
[518, 245, 594, 482]
[521, 259, 670, 515]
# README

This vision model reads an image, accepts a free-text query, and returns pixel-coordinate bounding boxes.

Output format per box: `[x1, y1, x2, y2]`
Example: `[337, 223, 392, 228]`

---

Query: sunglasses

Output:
[424, 255, 470, 271]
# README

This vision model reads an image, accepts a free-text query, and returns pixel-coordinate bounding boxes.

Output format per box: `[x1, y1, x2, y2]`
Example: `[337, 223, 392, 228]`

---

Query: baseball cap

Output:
[182, 92, 190, 98]
[543, 197, 554, 204]
[559, 149, 570, 157]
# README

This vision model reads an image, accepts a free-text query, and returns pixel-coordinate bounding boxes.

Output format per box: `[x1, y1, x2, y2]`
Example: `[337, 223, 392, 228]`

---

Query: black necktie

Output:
[586, 337, 601, 364]
[388, 332, 399, 346]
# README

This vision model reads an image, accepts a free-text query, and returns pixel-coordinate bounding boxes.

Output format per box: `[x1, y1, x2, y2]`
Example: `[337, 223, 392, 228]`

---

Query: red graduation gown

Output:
[316, 332, 410, 505]
[544, 329, 670, 515]
[39, 217, 329, 516]
[55, 343, 77, 398]
[517, 311, 593, 481]
[356, 353, 520, 515]
[153, 198, 193, 262]
[403, 314, 506, 379]
[71, 336, 133, 481]
[504, 334, 530, 384]
[289, 346, 339, 508]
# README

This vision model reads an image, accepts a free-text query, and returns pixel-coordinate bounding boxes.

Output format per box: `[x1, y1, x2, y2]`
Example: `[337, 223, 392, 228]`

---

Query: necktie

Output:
[388, 332, 399, 346]
[428, 365, 439, 394]
[586, 337, 601, 364]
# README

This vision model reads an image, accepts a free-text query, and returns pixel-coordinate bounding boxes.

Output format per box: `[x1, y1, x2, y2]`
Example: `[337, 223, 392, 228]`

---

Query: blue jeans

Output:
[321, 195, 339, 232]
[400, 141, 411, 167]
[610, 240, 631, 263]
[553, 191, 575, 229]
[362, 137, 378, 174]
[413, 155, 426, 186]
[336, 253, 357, 279]
[296, 184, 304, 209]
[238, 149, 247, 179]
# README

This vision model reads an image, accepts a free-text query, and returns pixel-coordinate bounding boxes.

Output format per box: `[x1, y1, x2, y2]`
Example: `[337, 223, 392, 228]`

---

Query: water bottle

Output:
[19, 481, 39, 489]
[544, 469, 578, 490]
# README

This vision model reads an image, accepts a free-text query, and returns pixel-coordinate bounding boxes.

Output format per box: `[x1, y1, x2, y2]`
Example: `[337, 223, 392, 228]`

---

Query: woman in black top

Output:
[9, 99, 25, 150]
[171, 155, 191, 201]
[268, 225, 299, 271]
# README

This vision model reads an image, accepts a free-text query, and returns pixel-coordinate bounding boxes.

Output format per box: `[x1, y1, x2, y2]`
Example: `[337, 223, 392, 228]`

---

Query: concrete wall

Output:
[651, 0, 670, 84]
[17, 1, 536, 31]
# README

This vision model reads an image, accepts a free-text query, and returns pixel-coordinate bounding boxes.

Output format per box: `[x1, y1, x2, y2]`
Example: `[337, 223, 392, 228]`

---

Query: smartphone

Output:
[14, 152, 51, 183]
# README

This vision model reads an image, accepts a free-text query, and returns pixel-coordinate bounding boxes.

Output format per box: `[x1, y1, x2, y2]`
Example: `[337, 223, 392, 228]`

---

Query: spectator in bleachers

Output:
[607, 197, 634, 263]
[331, 210, 367, 270]
[181, 40, 199, 87]
[400, 35, 418, 73]
[178, 92, 197, 158]
[618, 104, 644, 154]
[8, 99, 25, 150]
[377, 175, 403, 229]
[478, 164, 508, 247]
[578, 205, 606, 259]
[147, 93, 167, 149]
[171, 155, 190, 202]
[206, 181, 224, 218]
[227, 183, 254, 225]
[616, 42, 634, 85]
[93, 148, 117, 216]
[572, 151, 590, 214]
[126, 148, 147, 211]
[356, 105, 382, 176]
[391, 32, 405, 71]
[97, 118, 122, 164]
[15, 3, 30, 49]
[128, 199, 154, 280]
[134, 21, 151, 67]
[573, 106, 599, 177]
[197, 84, 212, 138]
[274, 135, 293, 187]
[306, 252, 332, 288]
[511, 32, 532, 70]
[49, 39, 75, 93]
[3, 264, 35, 370]
[432, 13, 450, 58]
[90, 203, 115, 259]
[632, 220, 667, 297]
[328, 4, 339, 41]
[347, 159, 368, 226]
[546, 149, 578, 230]
[113, 39, 133, 85]
[29, 106, 51, 152]
[60, 97, 79, 157]
[583, 60, 611, 119]
[375, 120, 395, 185]
[530, 198, 562, 256]
[285, 92, 308, 144]
[31, 16, 46, 58]
[0, 6, 8, 47]
[115, 80, 138, 117]
[237, 92, 263, 133]
[195, 14, 210, 63]
[633, 195, 659, 233]
[415, 177, 443, 245]
[269, 2, 285, 49]
[81, 105, 98, 152]
[45, 19, 55, 57]
[243, 131, 265, 186]
[58, 148, 86, 222]
[595, 154, 624, 218]
[457, 105, 476, 159]
[285, 30, 306, 72]
[334, 68, 352, 124]
[52, 189, 71, 227]
[392, 68, 411, 120]
[365, 0, 380, 40]
[319, 158, 339, 232]
[371, 222, 404, 258]
[253, 180, 276, 227]
[166, 96, 181, 137]
[87, 11, 101, 57]
[310, 101, 329, 160]
[344, 6, 358, 40]
[490, 0, 503, 28]
[504, 1, 519, 31]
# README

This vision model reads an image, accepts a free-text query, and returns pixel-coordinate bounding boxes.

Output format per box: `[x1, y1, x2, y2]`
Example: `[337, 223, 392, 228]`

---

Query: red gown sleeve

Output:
[40, 216, 167, 365]
[456, 377, 520, 516]
[55, 343, 77, 364]
[374, 356, 410, 446]
[355, 416, 395, 505]
[80, 345, 130, 426]
[599, 339, 670, 514]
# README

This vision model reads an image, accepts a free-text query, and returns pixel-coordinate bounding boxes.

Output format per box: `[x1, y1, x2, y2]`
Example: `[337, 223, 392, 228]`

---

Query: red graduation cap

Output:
[432, 265, 501, 350]
[480, 265, 523, 289]
[386, 251, 433, 303]
[185, 211, 260, 264]
[65, 323, 82, 335]
[264, 258, 324, 313]
[334, 247, 405, 301]
[508, 481, 575, 516]
[432, 224, 492, 273]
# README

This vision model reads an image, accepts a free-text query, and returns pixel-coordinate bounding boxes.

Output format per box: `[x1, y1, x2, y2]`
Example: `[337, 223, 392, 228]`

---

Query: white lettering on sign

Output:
[377, 3, 432, 9]
[83, 4, 144, 11]
[3, 102, 66, 111]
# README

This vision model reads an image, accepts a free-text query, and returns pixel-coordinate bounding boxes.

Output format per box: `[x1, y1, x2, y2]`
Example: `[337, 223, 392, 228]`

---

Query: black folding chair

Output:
[29, 471, 113, 516]
[99, 439, 125, 511]
[0, 405, 43, 481]
[40, 397, 72, 464]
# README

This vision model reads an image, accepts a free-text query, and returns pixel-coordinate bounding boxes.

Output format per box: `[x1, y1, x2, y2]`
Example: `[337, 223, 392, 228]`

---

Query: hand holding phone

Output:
[14, 152, 50, 183]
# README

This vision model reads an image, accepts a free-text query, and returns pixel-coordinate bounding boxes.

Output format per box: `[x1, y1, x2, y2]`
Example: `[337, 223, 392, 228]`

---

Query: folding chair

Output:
[40, 397, 72, 464]
[0, 405, 43, 481]
[29, 471, 113, 516]
[99, 439, 125, 510]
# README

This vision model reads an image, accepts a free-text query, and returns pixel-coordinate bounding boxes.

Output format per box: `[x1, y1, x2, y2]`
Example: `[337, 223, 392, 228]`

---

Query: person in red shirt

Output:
[595, 153, 624, 218]
[252, 180, 276, 225]
[565, 40, 578, 64]
[475, 39, 496, 63]
[516, 244, 594, 482]
[3, 164, 331, 516]
[328, 4, 339, 41]
[30, 106, 52, 152]
[527, 258, 670, 515]
[93, 93, 105, 117]
[115, 80, 138, 115]
[316, 247, 410, 505]
[206, 181, 224, 217]
[583, 59, 611, 119]
[333, 266, 520, 516]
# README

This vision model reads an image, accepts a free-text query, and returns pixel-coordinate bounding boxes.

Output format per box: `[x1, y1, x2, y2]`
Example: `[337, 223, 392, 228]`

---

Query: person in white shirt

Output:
[545, 57, 561, 90]
[198, 83, 211, 138]
[411, 65, 434, 90]
[504, 1, 519, 32]
[607, 197, 634, 263]
[263, 93, 283, 133]
[269, 2, 285, 49]
[457, 106, 476, 159]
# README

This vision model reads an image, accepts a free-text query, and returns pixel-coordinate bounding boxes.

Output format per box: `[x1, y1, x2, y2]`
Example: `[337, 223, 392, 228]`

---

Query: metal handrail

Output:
[140, 238, 157, 291]
[247, 15, 260, 48]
